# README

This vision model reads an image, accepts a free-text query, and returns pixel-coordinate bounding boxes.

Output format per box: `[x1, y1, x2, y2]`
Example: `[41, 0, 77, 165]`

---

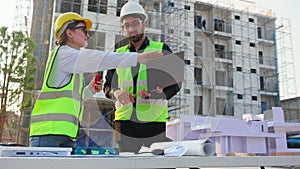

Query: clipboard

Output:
[146, 51, 184, 92]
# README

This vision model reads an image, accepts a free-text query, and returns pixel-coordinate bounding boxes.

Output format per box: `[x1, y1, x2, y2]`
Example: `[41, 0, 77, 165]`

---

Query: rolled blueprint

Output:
[150, 139, 215, 156]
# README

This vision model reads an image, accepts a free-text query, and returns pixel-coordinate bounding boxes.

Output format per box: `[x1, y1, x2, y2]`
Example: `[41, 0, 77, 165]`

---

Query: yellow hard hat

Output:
[54, 12, 92, 39]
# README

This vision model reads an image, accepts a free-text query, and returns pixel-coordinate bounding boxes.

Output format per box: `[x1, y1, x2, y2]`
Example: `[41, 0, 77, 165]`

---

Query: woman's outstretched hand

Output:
[137, 51, 163, 64]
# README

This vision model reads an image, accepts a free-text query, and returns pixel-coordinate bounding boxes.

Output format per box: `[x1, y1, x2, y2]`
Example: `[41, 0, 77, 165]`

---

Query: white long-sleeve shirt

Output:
[48, 45, 137, 87]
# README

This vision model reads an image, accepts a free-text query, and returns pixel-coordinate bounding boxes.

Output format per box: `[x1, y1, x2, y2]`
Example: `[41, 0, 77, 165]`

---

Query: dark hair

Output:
[55, 20, 85, 46]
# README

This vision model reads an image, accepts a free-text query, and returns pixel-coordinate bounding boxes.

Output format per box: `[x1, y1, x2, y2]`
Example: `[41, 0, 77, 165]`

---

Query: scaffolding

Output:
[160, 0, 195, 117]
[274, 18, 299, 122]
[228, 2, 276, 117]
[15, 0, 32, 36]
[276, 18, 297, 100]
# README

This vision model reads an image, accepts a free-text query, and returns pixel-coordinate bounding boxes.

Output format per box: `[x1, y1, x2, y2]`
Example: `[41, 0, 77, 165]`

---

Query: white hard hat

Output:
[120, 1, 148, 22]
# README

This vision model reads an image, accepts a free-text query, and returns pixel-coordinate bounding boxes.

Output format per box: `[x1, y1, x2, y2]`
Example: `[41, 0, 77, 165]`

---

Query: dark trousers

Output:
[30, 135, 75, 147]
[114, 120, 171, 153]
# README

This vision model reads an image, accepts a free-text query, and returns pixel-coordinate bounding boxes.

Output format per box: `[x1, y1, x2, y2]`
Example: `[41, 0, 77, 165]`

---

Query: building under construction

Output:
[27, 0, 296, 117]
[13, 0, 297, 144]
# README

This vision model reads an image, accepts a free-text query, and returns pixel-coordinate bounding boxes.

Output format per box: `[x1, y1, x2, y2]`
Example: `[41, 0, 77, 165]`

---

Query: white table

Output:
[1, 156, 300, 169]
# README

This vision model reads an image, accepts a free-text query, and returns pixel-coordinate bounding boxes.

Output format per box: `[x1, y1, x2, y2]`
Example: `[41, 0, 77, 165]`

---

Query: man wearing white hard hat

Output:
[29, 12, 162, 147]
[104, 1, 181, 153]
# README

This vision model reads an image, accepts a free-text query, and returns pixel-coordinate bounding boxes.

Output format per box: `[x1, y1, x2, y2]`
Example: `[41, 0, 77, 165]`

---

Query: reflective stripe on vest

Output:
[119, 80, 147, 89]
[30, 46, 84, 138]
[115, 98, 168, 108]
[38, 90, 81, 101]
[31, 113, 78, 126]
[115, 41, 168, 122]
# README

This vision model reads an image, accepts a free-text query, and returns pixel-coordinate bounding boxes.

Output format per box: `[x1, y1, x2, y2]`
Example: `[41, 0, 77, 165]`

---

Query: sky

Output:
[0, 0, 18, 29]
[0, 0, 300, 97]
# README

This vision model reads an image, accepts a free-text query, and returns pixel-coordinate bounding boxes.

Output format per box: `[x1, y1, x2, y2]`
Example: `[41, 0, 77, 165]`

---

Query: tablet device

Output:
[146, 51, 184, 92]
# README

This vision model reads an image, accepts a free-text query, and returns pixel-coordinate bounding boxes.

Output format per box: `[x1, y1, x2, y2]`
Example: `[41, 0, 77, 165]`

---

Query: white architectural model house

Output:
[167, 107, 300, 156]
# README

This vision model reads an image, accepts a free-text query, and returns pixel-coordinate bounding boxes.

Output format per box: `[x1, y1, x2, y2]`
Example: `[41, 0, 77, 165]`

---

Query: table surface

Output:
[1, 156, 300, 169]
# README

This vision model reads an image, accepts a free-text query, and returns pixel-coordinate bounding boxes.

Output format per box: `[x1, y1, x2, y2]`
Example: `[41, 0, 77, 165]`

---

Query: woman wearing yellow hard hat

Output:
[29, 12, 162, 147]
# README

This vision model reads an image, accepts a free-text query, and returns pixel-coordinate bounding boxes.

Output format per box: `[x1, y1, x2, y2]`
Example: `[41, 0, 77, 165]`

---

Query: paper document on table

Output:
[150, 139, 216, 156]
[146, 51, 184, 92]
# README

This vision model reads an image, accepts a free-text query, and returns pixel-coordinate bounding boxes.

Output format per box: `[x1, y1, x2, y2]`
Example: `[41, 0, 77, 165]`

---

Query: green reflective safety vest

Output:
[115, 41, 168, 122]
[30, 46, 84, 138]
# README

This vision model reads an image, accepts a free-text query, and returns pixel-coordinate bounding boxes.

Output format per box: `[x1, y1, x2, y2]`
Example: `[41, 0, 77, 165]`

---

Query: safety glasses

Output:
[121, 20, 143, 30]
[69, 26, 88, 35]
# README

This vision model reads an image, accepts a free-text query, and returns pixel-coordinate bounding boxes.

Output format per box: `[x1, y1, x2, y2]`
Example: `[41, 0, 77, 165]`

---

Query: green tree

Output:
[0, 27, 36, 142]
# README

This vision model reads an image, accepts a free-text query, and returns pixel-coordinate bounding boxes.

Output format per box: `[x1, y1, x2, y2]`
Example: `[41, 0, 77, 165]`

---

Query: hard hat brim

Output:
[120, 13, 148, 23]
[81, 18, 92, 30]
